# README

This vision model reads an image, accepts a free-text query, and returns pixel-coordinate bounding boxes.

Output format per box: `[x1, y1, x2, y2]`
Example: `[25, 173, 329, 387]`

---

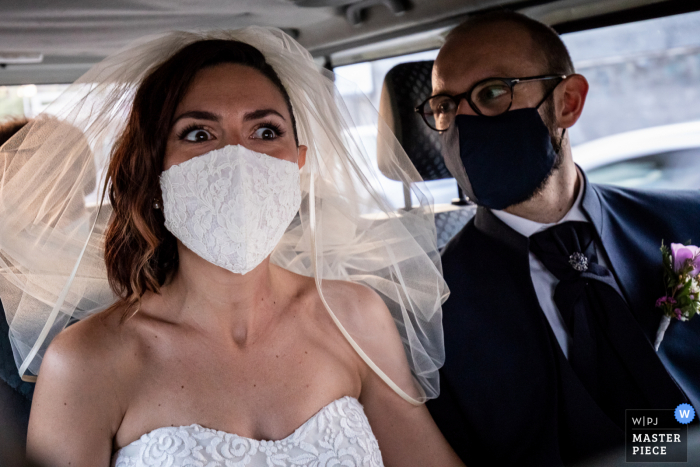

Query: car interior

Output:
[1, 0, 699, 465]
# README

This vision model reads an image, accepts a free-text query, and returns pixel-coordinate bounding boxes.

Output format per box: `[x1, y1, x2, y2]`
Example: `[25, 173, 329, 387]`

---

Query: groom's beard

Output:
[516, 96, 565, 206]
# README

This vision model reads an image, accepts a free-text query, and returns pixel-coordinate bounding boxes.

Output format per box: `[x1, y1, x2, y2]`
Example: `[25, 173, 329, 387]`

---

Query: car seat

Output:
[378, 60, 475, 250]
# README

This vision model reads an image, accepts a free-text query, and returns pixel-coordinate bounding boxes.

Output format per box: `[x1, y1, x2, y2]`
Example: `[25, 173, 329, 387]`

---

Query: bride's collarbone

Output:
[110, 304, 363, 450]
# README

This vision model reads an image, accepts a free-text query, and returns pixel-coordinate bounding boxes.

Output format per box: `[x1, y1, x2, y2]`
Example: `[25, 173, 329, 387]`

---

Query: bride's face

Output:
[164, 63, 306, 170]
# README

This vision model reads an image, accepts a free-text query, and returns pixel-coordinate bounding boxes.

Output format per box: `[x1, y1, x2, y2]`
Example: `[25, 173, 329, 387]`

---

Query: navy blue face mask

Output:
[441, 107, 559, 210]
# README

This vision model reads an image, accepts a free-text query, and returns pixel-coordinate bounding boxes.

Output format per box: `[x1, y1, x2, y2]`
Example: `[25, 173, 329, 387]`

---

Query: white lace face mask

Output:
[159, 144, 301, 274]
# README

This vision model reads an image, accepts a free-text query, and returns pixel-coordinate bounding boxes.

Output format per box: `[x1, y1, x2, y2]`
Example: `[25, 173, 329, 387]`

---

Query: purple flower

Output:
[656, 296, 677, 308]
[674, 308, 683, 320]
[670, 243, 700, 276]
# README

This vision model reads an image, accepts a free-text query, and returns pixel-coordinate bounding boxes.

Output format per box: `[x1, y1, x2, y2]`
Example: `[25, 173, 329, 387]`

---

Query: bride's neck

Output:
[158, 245, 282, 347]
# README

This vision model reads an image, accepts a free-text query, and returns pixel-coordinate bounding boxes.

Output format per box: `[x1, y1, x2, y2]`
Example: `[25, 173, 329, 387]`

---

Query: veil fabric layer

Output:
[0, 27, 447, 404]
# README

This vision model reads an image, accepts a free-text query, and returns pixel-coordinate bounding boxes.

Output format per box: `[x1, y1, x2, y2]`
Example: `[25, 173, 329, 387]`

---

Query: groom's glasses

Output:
[415, 74, 567, 132]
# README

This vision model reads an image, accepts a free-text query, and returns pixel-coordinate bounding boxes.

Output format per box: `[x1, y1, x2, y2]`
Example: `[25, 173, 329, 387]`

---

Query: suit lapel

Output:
[581, 176, 689, 408]
[580, 175, 662, 339]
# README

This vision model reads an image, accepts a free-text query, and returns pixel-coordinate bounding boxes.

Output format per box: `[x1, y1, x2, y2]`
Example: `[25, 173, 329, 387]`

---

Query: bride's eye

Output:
[179, 127, 213, 142]
[253, 123, 284, 141]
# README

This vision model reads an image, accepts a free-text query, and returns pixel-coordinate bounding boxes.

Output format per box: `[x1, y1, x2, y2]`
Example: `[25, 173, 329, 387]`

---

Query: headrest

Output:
[378, 60, 452, 182]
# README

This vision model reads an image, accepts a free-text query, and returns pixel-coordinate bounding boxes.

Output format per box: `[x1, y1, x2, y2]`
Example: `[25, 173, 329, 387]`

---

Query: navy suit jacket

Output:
[427, 179, 700, 466]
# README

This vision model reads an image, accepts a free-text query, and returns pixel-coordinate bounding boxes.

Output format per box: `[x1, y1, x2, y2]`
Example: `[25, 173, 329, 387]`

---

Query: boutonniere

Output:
[654, 241, 700, 350]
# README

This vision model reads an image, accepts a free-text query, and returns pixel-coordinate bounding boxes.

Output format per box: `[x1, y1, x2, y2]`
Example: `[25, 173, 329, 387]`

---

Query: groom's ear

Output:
[297, 145, 307, 169]
[555, 74, 589, 129]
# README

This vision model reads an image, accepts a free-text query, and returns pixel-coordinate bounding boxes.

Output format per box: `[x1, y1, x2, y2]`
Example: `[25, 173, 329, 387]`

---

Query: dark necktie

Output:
[530, 221, 687, 429]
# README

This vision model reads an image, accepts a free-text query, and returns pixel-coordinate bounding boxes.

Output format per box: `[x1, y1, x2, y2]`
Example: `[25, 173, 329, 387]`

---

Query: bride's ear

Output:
[297, 145, 307, 169]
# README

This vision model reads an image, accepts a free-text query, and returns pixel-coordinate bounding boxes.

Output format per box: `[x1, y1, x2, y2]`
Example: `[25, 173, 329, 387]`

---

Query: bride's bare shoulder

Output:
[37, 303, 147, 393]
[314, 279, 391, 318]
[28, 303, 139, 446]
[281, 270, 398, 351]
[313, 279, 416, 393]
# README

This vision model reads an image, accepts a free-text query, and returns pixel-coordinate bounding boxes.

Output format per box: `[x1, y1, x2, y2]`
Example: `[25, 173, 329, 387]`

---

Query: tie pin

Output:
[569, 252, 589, 272]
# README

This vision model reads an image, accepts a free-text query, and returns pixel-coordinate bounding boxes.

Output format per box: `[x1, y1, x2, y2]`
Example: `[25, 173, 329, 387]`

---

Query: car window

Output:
[0, 84, 69, 119]
[582, 148, 700, 190]
[565, 9, 700, 190]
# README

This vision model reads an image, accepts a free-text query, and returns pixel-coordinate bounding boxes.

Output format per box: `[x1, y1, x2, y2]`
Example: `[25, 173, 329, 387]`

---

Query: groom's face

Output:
[433, 21, 560, 137]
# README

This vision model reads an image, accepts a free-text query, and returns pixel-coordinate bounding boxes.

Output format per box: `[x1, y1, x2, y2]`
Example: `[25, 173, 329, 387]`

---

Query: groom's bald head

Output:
[440, 11, 574, 80]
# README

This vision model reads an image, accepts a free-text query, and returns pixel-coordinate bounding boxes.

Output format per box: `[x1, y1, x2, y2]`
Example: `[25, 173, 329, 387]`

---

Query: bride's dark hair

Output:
[104, 39, 298, 314]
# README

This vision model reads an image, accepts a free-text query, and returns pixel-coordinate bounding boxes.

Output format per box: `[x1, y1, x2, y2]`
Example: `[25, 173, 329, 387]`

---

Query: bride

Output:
[0, 28, 462, 466]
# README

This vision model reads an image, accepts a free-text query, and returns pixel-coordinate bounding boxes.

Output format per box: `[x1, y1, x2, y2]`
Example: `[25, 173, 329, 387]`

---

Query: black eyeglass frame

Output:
[415, 74, 567, 131]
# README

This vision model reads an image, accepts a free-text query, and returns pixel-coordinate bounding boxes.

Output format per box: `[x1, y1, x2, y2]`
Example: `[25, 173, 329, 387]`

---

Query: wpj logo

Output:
[625, 405, 694, 462]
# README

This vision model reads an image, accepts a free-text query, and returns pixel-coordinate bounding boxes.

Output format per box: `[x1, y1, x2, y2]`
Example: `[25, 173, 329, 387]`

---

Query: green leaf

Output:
[682, 279, 693, 294]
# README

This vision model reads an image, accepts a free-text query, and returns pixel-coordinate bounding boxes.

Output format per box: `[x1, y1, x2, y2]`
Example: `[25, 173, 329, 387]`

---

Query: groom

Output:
[424, 11, 700, 466]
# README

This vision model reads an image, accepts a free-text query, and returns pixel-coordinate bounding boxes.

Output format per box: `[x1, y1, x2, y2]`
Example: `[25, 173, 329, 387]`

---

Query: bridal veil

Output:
[0, 27, 447, 404]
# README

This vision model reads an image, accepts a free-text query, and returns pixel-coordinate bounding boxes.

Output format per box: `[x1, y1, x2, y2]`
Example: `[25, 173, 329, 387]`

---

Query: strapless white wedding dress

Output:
[112, 396, 383, 467]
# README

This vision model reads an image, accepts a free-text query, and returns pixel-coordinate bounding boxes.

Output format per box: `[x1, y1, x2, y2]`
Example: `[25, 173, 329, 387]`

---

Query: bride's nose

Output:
[218, 123, 246, 149]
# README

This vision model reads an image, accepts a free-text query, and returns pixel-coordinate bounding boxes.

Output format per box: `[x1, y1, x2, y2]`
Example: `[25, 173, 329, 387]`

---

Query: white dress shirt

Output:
[490, 176, 609, 358]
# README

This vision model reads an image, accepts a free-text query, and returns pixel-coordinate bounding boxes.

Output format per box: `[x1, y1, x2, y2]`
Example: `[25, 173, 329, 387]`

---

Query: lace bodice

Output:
[112, 397, 383, 467]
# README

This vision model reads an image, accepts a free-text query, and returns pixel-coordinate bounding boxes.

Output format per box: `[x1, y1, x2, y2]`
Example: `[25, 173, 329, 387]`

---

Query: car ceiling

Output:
[0, 0, 688, 85]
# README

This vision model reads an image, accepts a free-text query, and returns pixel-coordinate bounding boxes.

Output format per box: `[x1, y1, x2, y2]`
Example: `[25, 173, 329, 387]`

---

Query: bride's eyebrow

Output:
[172, 110, 220, 124]
[243, 109, 286, 122]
